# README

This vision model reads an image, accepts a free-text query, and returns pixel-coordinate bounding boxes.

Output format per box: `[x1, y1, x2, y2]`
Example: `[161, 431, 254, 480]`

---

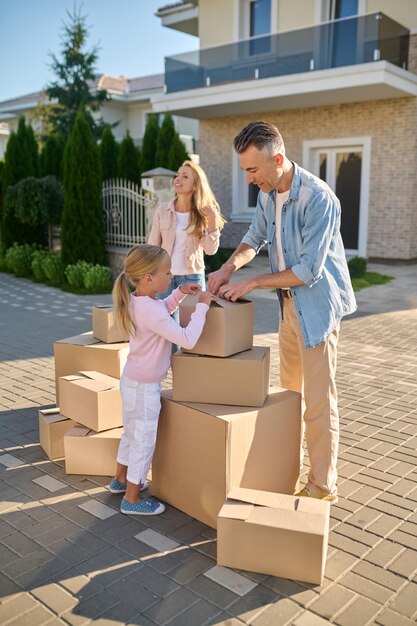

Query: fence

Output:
[102, 178, 157, 248]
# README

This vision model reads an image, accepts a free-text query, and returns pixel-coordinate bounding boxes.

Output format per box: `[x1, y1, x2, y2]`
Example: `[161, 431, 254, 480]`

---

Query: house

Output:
[0, 73, 199, 158]
[154, 0, 417, 262]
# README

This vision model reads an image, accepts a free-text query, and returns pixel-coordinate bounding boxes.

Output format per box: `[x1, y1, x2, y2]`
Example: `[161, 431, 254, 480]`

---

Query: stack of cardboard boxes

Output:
[150, 295, 330, 585]
[39, 306, 129, 476]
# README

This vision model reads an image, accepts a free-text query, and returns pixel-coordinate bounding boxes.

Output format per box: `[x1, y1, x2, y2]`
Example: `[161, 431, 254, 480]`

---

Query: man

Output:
[208, 121, 356, 503]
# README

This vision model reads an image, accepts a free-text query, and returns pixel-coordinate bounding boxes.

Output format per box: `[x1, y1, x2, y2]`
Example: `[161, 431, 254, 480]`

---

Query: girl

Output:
[148, 160, 226, 308]
[109, 244, 214, 515]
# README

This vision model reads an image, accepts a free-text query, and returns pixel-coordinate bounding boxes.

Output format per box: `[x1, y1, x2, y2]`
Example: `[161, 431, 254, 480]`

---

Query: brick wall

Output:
[200, 98, 417, 261]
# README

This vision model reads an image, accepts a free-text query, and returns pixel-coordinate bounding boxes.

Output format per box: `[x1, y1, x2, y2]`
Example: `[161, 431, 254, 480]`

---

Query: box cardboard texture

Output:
[39, 408, 74, 460]
[217, 487, 330, 584]
[64, 425, 122, 476]
[152, 387, 302, 528]
[179, 295, 254, 357]
[59, 371, 122, 432]
[54, 332, 129, 403]
[172, 346, 270, 406]
[92, 305, 129, 343]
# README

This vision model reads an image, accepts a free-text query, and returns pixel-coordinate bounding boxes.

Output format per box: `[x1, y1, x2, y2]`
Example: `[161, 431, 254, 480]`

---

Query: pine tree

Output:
[168, 134, 190, 171]
[46, 6, 109, 140]
[118, 131, 141, 185]
[61, 110, 104, 266]
[1, 117, 41, 249]
[155, 113, 176, 168]
[99, 125, 119, 181]
[140, 114, 159, 173]
[41, 134, 65, 177]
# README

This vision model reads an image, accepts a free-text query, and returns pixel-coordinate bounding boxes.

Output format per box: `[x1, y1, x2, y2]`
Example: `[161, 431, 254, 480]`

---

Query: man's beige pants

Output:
[279, 296, 339, 495]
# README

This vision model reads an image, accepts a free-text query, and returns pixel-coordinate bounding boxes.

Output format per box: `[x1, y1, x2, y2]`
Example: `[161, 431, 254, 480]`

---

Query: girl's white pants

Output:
[117, 376, 161, 486]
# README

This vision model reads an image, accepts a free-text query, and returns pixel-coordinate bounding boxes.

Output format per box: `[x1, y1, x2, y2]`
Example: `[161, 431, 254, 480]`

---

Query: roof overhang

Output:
[156, 3, 198, 36]
[151, 61, 417, 119]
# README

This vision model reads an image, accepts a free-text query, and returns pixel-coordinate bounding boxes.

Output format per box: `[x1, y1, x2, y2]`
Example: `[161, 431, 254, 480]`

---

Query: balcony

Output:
[153, 12, 417, 118]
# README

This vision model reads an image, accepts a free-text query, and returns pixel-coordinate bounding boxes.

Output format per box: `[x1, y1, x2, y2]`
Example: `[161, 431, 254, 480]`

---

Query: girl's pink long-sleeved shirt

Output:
[123, 287, 208, 383]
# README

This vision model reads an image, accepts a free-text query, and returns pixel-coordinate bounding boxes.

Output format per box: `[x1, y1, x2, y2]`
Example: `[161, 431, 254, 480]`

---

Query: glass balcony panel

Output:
[164, 13, 410, 93]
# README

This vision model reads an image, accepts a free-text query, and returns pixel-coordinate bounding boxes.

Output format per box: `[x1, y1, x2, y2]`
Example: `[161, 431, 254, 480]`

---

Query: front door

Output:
[313, 147, 363, 253]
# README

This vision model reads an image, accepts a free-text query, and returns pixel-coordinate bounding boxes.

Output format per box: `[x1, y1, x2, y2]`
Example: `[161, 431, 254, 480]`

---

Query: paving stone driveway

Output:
[0, 260, 416, 626]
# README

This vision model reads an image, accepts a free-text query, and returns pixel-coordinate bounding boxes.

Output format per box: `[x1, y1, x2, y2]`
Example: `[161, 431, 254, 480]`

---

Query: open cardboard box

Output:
[38, 407, 74, 460]
[172, 346, 270, 407]
[217, 487, 330, 585]
[54, 332, 129, 403]
[59, 371, 122, 432]
[152, 386, 302, 528]
[179, 295, 254, 357]
[92, 305, 129, 343]
[64, 424, 122, 476]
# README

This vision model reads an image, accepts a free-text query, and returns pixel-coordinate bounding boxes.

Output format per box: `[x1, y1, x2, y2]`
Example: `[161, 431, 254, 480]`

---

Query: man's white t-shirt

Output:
[171, 211, 191, 275]
[275, 190, 290, 272]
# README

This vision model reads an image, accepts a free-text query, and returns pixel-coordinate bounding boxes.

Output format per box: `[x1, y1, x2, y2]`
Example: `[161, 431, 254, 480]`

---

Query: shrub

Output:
[84, 264, 112, 293]
[5, 243, 37, 277]
[43, 252, 66, 285]
[31, 249, 50, 282]
[204, 248, 236, 275]
[65, 260, 93, 288]
[348, 256, 367, 279]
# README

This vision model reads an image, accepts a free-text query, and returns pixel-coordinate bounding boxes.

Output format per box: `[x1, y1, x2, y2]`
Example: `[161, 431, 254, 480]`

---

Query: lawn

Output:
[351, 271, 393, 292]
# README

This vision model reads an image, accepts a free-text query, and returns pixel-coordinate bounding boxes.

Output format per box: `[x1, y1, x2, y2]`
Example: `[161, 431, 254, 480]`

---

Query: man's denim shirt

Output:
[242, 162, 357, 349]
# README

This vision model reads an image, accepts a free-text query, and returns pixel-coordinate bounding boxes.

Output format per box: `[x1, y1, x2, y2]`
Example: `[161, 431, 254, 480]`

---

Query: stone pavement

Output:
[0, 259, 416, 626]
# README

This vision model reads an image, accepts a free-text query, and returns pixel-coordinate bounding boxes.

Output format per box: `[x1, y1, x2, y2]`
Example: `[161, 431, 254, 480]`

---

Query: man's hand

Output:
[179, 283, 202, 295]
[207, 266, 234, 294]
[218, 278, 257, 302]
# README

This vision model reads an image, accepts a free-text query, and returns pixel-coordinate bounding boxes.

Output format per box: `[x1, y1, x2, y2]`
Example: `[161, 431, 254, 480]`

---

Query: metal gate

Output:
[102, 178, 157, 248]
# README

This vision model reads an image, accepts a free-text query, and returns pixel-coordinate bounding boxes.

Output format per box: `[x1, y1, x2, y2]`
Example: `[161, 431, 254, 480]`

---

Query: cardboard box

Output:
[217, 487, 330, 584]
[59, 371, 122, 432]
[64, 424, 122, 476]
[92, 305, 129, 343]
[54, 332, 129, 403]
[172, 346, 270, 407]
[39, 407, 75, 460]
[179, 295, 254, 357]
[152, 387, 301, 528]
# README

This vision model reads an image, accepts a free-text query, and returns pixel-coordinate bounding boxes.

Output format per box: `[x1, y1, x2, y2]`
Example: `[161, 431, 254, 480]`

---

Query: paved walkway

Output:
[0, 259, 416, 626]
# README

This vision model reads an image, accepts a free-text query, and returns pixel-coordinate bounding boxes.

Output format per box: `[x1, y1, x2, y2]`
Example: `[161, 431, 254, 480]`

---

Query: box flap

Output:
[65, 425, 91, 438]
[39, 407, 61, 417]
[60, 374, 84, 382]
[78, 371, 120, 386]
[181, 294, 252, 310]
[43, 413, 70, 425]
[227, 486, 261, 505]
[219, 501, 254, 521]
[93, 305, 113, 311]
[55, 332, 100, 346]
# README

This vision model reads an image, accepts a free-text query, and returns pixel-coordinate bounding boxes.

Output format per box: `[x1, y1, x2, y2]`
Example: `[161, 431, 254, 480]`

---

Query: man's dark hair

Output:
[233, 121, 285, 155]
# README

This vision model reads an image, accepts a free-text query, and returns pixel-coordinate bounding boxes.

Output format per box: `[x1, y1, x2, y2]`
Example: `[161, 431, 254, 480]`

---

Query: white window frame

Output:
[238, 0, 278, 39]
[302, 136, 371, 257]
[231, 149, 258, 222]
[314, 0, 366, 23]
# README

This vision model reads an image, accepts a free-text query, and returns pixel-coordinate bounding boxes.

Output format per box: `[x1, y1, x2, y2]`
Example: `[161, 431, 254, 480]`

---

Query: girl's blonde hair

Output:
[178, 160, 226, 238]
[112, 244, 168, 336]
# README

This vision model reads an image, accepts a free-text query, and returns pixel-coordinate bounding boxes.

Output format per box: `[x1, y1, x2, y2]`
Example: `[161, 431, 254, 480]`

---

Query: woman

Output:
[148, 160, 226, 306]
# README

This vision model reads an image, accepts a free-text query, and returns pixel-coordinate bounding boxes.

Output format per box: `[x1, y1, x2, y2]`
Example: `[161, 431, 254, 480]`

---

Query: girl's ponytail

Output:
[112, 271, 134, 337]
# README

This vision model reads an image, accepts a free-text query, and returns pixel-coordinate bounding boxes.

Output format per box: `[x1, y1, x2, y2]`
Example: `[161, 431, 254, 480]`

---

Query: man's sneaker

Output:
[108, 479, 149, 494]
[120, 497, 165, 516]
[296, 484, 338, 504]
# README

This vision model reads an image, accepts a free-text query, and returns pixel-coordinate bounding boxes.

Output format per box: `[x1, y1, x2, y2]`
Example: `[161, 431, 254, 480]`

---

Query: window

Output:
[249, 0, 271, 55]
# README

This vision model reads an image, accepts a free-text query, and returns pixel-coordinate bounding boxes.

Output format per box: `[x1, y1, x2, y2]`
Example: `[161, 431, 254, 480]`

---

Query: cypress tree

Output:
[140, 114, 159, 173]
[61, 110, 104, 266]
[41, 134, 65, 177]
[24, 123, 40, 178]
[99, 125, 119, 181]
[118, 131, 141, 185]
[168, 134, 190, 172]
[155, 113, 176, 168]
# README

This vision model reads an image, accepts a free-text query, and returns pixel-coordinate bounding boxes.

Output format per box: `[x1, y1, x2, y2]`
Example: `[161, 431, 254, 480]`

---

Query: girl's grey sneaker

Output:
[120, 497, 165, 516]
[108, 478, 149, 494]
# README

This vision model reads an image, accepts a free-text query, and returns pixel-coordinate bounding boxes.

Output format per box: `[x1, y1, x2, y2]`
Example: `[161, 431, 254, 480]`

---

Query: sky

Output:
[0, 0, 199, 102]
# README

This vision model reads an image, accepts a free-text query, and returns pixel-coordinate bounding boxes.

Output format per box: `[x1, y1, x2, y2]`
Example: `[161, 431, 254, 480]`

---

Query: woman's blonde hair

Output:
[112, 244, 168, 337]
[178, 160, 226, 238]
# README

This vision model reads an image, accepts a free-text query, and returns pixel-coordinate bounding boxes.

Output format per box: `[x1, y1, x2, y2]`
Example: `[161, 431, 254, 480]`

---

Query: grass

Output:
[351, 271, 393, 292]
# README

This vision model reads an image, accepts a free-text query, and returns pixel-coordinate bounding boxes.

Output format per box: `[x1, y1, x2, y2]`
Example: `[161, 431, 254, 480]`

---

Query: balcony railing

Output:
[165, 12, 409, 93]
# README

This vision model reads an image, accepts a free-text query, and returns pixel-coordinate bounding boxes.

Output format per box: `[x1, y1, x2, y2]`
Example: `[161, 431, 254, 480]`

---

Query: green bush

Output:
[31, 249, 50, 281]
[84, 264, 112, 293]
[348, 256, 367, 279]
[65, 260, 93, 288]
[204, 248, 235, 275]
[43, 252, 66, 285]
[5, 243, 37, 277]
